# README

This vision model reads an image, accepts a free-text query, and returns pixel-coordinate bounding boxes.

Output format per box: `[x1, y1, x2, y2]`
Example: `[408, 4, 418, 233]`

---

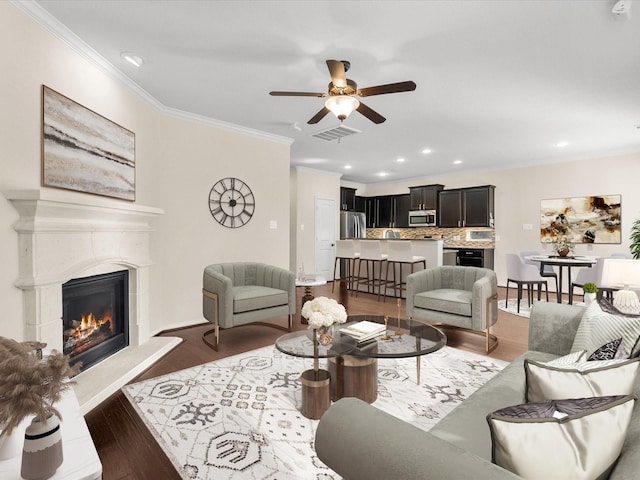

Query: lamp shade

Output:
[325, 95, 360, 121]
[600, 259, 640, 289]
[600, 258, 640, 314]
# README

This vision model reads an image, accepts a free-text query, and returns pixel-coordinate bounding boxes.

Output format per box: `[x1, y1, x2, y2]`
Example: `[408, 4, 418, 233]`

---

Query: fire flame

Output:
[73, 311, 114, 340]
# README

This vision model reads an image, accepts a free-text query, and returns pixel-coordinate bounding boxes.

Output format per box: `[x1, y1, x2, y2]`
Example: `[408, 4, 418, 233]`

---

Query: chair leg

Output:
[517, 283, 522, 313]
[505, 281, 510, 309]
[202, 289, 220, 351]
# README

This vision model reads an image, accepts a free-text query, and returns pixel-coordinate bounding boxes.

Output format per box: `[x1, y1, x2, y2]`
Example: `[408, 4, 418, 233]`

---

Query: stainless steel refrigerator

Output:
[340, 211, 366, 239]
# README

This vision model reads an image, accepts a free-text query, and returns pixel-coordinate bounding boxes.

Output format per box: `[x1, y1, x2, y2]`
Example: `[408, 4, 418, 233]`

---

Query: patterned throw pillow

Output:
[487, 395, 637, 480]
[587, 338, 626, 361]
[571, 302, 640, 358]
[525, 357, 640, 403]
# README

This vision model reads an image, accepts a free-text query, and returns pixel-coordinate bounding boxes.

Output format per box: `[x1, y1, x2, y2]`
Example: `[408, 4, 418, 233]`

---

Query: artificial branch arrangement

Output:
[0, 337, 80, 439]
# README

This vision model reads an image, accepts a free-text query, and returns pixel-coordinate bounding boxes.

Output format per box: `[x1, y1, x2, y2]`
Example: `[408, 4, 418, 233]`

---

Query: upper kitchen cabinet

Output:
[340, 187, 357, 211]
[409, 184, 444, 210]
[365, 194, 410, 228]
[438, 186, 495, 228]
[354, 195, 366, 213]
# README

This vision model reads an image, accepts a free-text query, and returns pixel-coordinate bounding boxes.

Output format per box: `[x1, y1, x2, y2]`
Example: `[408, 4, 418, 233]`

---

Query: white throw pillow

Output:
[525, 357, 640, 403]
[571, 302, 640, 358]
[487, 395, 637, 480]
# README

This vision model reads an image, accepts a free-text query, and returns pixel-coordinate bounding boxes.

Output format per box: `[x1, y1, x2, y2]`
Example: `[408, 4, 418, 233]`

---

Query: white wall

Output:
[0, 3, 291, 341]
[292, 167, 341, 274]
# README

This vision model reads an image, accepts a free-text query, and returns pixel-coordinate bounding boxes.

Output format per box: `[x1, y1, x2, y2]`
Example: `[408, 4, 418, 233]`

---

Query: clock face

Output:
[208, 177, 255, 228]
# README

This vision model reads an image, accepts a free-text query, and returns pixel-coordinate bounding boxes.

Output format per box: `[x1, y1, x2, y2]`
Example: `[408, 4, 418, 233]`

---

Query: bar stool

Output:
[384, 241, 426, 301]
[332, 239, 359, 292]
[355, 240, 388, 300]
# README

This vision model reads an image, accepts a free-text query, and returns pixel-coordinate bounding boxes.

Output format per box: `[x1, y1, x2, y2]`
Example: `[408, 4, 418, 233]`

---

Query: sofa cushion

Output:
[525, 357, 640, 403]
[571, 302, 640, 359]
[487, 395, 636, 480]
[414, 289, 472, 316]
[232, 286, 288, 313]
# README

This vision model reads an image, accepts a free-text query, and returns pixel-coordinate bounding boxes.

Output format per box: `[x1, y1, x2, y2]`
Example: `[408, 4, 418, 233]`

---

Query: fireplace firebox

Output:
[62, 270, 129, 371]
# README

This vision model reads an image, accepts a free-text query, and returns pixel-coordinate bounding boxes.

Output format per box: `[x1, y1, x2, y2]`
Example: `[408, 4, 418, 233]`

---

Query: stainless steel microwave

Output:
[409, 210, 436, 227]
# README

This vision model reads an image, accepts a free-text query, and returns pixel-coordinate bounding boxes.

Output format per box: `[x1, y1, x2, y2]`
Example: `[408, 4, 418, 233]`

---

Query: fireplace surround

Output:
[5, 189, 181, 412]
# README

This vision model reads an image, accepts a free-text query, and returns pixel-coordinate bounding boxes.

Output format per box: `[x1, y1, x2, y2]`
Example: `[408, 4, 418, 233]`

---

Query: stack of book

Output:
[340, 321, 386, 343]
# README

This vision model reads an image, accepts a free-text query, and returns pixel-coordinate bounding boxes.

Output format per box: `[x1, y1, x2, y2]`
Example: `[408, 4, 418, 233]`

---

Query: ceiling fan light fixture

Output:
[325, 95, 360, 121]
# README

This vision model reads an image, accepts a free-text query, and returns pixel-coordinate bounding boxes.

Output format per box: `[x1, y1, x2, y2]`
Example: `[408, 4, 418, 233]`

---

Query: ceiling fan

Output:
[269, 60, 416, 125]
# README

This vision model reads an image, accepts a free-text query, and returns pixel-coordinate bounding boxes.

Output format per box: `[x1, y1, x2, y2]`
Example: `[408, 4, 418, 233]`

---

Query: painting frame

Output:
[540, 194, 621, 244]
[42, 85, 136, 201]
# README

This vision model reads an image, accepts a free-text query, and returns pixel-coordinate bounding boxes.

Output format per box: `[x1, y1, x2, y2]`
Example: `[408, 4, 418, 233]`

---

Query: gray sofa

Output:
[316, 302, 640, 479]
[406, 266, 499, 353]
[202, 262, 296, 349]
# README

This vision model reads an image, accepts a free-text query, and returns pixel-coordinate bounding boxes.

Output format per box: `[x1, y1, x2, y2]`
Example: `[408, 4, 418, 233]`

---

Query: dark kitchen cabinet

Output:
[409, 184, 444, 210]
[438, 186, 495, 228]
[340, 187, 357, 211]
[354, 195, 366, 213]
[364, 194, 410, 228]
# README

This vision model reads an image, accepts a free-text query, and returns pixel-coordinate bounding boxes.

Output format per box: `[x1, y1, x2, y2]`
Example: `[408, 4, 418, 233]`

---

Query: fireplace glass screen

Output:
[62, 270, 129, 371]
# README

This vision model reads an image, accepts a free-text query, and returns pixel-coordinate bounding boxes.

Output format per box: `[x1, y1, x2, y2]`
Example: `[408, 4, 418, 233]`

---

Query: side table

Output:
[295, 275, 327, 324]
[0, 388, 102, 479]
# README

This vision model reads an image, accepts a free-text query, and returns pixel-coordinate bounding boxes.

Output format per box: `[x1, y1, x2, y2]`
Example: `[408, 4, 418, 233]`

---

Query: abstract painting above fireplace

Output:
[63, 270, 129, 372]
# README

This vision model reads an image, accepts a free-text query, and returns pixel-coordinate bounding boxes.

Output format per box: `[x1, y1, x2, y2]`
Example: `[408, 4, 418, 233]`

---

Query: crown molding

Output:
[11, 0, 294, 146]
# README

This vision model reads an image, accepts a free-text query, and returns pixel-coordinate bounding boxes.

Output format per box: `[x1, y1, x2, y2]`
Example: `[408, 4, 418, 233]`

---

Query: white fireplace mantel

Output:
[4, 189, 180, 412]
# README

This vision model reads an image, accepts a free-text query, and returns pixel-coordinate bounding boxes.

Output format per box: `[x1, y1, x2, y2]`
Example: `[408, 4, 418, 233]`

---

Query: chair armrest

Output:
[316, 398, 521, 480]
[203, 267, 234, 327]
[471, 273, 498, 330]
[406, 269, 436, 315]
[528, 302, 584, 355]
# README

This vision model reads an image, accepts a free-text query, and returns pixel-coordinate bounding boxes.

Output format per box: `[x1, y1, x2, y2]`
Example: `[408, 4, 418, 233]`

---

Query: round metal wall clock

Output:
[208, 177, 255, 228]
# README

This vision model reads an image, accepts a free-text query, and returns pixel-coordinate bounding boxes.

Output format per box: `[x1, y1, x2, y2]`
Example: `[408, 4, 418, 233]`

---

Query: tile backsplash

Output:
[367, 227, 495, 248]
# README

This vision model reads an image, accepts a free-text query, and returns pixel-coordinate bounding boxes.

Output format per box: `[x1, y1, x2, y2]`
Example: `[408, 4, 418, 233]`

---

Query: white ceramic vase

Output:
[21, 415, 63, 480]
[584, 292, 597, 306]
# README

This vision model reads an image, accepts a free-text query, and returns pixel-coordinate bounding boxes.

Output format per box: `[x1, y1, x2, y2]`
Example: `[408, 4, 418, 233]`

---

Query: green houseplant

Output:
[631, 218, 640, 260]
[582, 282, 598, 294]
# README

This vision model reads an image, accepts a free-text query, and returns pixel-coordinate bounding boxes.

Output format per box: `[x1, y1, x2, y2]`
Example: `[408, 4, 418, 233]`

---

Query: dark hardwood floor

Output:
[85, 282, 530, 479]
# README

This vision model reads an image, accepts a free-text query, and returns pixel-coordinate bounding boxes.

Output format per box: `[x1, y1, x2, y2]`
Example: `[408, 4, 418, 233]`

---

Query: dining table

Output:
[525, 254, 598, 303]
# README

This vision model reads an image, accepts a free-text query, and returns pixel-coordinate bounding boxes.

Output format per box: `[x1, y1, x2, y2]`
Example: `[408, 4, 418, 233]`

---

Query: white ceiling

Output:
[32, 0, 640, 184]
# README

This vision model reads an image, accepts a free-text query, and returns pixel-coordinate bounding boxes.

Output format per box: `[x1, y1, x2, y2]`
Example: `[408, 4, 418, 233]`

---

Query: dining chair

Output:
[569, 255, 629, 304]
[520, 250, 558, 293]
[506, 253, 549, 313]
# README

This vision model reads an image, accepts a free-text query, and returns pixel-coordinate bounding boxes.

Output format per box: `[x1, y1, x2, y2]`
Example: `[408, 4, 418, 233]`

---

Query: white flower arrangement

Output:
[301, 296, 347, 329]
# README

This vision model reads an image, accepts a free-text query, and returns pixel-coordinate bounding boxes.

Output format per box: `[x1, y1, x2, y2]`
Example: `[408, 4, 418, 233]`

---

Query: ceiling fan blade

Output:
[270, 91, 326, 97]
[308, 107, 331, 124]
[357, 81, 417, 97]
[326, 60, 347, 88]
[356, 102, 386, 124]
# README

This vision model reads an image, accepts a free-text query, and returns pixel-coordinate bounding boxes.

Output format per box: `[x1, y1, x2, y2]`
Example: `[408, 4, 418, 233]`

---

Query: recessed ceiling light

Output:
[378, 172, 388, 177]
[344, 165, 352, 169]
[555, 141, 570, 148]
[396, 157, 405, 163]
[453, 160, 463, 165]
[120, 52, 144, 67]
[421, 148, 432, 154]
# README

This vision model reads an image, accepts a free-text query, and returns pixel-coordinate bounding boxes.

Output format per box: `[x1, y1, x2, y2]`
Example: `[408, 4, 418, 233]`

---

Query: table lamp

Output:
[600, 258, 640, 315]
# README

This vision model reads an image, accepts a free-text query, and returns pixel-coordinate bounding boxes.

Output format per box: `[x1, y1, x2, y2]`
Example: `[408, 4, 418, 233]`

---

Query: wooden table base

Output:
[328, 356, 378, 404]
[301, 369, 331, 419]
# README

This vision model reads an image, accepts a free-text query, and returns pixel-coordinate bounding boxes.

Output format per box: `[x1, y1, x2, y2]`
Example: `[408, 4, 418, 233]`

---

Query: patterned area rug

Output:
[122, 345, 507, 479]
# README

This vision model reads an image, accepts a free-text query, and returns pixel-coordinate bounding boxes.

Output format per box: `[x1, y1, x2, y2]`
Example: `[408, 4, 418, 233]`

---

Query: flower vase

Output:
[21, 415, 63, 480]
[557, 247, 570, 257]
[318, 326, 333, 346]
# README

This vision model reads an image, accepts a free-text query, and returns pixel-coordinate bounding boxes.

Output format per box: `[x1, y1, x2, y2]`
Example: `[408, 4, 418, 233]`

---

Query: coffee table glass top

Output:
[275, 314, 446, 360]
[275, 328, 358, 359]
[345, 314, 447, 358]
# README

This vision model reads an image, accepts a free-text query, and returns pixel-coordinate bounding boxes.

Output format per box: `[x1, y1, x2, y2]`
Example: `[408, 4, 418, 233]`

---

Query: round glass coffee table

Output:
[275, 315, 446, 408]
[332, 314, 447, 403]
[275, 329, 357, 419]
